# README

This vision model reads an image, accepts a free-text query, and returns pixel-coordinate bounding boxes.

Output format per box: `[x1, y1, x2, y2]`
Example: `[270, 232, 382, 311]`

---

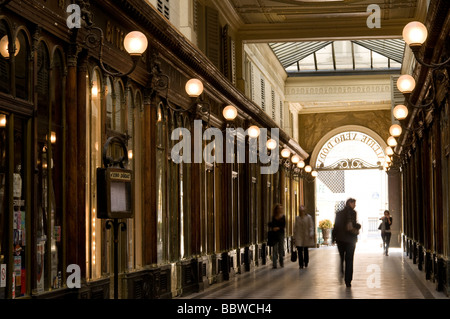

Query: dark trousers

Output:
[337, 241, 356, 285]
[296, 246, 309, 268]
[272, 236, 284, 267]
[381, 231, 392, 254]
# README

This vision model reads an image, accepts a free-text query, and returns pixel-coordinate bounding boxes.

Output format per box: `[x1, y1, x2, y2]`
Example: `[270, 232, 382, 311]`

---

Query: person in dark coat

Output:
[380, 210, 393, 256]
[332, 198, 361, 288]
[269, 204, 285, 269]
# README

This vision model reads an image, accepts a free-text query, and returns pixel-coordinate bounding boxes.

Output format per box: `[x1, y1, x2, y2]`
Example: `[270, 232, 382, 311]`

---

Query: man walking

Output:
[332, 198, 361, 288]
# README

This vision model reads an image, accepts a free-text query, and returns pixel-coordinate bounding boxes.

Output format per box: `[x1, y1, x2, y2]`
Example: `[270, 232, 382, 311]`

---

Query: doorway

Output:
[311, 128, 390, 247]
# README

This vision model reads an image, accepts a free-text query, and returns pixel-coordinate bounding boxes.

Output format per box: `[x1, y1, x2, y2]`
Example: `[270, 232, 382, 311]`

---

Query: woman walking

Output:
[380, 210, 393, 256]
[269, 204, 285, 269]
[293, 205, 315, 269]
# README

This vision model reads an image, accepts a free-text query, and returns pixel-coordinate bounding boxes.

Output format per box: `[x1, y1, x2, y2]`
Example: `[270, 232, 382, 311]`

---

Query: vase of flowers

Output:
[319, 219, 333, 244]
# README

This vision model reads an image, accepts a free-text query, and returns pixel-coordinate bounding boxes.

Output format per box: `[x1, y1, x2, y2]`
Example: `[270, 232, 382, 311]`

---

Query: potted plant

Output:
[319, 219, 333, 244]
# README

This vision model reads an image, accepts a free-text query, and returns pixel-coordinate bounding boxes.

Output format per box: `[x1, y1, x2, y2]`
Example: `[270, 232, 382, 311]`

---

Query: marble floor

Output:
[180, 240, 449, 299]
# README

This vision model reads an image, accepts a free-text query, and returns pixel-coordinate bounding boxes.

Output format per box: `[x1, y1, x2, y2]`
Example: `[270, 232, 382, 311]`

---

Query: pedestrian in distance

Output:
[379, 210, 393, 256]
[332, 198, 361, 288]
[268, 204, 285, 269]
[293, 205, 315, 269]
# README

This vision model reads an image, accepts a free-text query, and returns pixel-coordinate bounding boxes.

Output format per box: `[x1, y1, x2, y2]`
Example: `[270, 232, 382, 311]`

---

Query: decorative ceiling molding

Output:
[226, 0, 417, 42]
[286, 83, 391, 96]
[295, 101, 391, 114]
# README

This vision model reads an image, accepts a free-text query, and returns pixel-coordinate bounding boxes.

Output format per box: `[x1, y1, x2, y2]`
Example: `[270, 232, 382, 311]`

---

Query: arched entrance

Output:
[311, 126, 389, 244]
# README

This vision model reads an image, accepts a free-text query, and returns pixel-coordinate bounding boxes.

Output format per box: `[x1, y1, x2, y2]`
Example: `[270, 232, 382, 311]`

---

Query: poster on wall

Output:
[13, 173, 22, 199]
[21, 211, 26, 245]
[0, 264, 6, 288]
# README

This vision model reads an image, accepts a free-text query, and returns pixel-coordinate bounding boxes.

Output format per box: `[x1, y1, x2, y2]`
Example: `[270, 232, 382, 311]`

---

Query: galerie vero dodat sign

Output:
[316, 131, 385, 167]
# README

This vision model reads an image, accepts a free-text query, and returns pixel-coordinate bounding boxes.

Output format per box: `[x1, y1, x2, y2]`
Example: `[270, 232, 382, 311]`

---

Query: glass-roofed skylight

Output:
[271, 39, 404, 74]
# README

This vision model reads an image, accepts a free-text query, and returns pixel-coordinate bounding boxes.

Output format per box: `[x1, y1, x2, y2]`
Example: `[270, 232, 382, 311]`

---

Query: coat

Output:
[332, 206, 360, 244]
[293, 214, 315, 247]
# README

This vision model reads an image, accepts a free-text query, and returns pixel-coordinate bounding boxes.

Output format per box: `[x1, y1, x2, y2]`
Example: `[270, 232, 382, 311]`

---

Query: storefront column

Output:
[66, 47, 79, 271]
[76, 52, 87, 280]
[142, 91, 157, 265]
[388, 171, 402, 247]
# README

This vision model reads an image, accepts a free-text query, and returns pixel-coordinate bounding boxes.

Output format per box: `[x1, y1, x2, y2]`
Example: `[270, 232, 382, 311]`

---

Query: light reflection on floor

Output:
[180, 239, 449, 299]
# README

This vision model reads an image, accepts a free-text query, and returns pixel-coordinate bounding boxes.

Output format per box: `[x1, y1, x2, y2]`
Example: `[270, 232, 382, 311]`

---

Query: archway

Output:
[311, 126, 389, 244]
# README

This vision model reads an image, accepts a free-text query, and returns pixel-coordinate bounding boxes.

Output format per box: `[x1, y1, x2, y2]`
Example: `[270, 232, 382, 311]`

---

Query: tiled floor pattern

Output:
[180, 241, 449, 299]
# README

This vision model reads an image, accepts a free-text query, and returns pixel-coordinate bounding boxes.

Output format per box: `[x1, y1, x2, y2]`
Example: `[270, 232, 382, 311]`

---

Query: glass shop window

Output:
[49, 50, 64, 289]
[132, 90, 143, 268]
[13, 116, 28, 298]
[86, 69, 103, 280]
[156, 103, 167, 264]
[181, 115, 191, 259]
[168, 111, 180, 262]
[0, 112, 7, 298]
[105, 78, 125, 133]
[36, 42, 50, 293]
[15, 31, 29, 101]
[35, 43, 64, 292]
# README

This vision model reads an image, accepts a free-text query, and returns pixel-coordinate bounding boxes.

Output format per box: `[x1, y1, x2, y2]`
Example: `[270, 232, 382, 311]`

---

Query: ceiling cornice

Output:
[211, 0, 244, 32]
[236, 18, 410, 42]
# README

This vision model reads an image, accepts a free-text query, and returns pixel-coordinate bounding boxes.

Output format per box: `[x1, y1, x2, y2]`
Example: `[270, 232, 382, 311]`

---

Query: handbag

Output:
[268, 230, 277, 247]
[291, 249, 297, 262]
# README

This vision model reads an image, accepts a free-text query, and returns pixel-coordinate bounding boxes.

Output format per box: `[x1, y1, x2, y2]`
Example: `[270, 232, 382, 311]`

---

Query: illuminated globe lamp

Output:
[304, 165, 312, 173]
[389, 124, 402, 137]
[281, 148, 291, 159]
[297, 160, 305, 169]
[123, 31, 148, 56]
[397, 75, 416, 94]
[291, 154, 300, 164]
[385, 146, 394, 156]
[0, 35, 20, 59]
[393, 104, 408, 120]
[403, 21, 428, 50]
[185, 79, 204, 98]
[387, 136, 398, 147]
[248, 125, 260, 139]
[223, 105, 238, 121]
[385, 155, 392, 164]
[311, 171, 318, 178]
[0, 114, 6, 127]
[266, 139, 277, 150]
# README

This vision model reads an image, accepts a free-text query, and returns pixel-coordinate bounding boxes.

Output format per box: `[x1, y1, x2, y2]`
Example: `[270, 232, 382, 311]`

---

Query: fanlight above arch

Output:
[315, 131, 387, 170]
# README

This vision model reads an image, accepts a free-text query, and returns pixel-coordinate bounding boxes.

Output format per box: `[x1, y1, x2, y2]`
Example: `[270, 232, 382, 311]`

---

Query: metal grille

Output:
[368, 217, 380, 232]
[250, 63, 255, 101]
[335, 201, 345, 213]
[184, 266, 193, 284]
[134, 280, 144, 299]
[160, 273, 168, 292]
[271, 90, 275, 120]
[261, 78, 265, 111]
[318, 170, 345, 193]
[280, 100, 283, 127]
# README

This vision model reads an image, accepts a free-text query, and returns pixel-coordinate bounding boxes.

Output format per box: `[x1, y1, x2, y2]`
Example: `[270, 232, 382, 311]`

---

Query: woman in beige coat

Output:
[293, 205, 315, 269]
